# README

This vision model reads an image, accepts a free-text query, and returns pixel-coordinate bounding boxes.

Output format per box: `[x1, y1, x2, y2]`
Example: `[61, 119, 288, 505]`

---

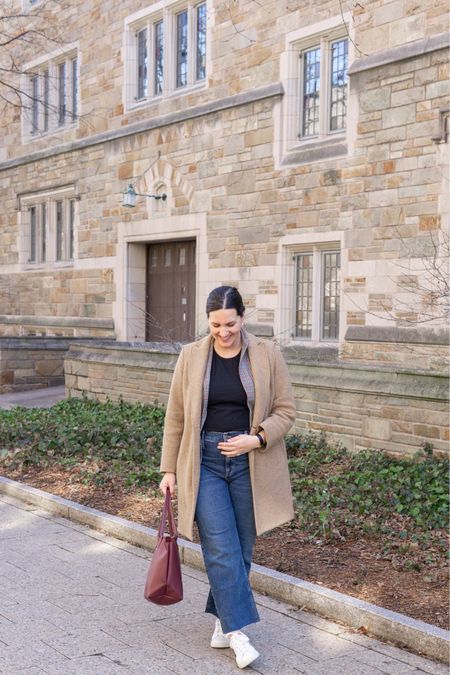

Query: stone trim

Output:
[288, 361, 448, 404]
[345, 326, 450, 347]
[280, 139, 347, 166]
[349, 32, 450, 75]
[0, 315, 114, 329]
[0, 82, 284, 172]
[0, 337, 113, 351]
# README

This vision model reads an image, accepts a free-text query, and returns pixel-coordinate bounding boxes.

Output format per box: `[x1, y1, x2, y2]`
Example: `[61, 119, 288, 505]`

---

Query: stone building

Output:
[0, 0, 448, 454]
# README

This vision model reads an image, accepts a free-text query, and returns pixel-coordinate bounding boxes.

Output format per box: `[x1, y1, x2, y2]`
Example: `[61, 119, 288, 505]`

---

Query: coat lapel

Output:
[247, 334, 271, 430]
[189, 335, 212, 430]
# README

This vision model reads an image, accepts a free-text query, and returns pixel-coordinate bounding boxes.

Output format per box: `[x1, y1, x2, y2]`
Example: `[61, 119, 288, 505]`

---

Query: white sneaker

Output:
[229, 631, 259, 669]
[210, 618, 230, 648]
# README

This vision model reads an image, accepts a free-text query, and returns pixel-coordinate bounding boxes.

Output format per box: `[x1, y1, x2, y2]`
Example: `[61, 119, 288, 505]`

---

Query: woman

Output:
[159, 286, 295, 669]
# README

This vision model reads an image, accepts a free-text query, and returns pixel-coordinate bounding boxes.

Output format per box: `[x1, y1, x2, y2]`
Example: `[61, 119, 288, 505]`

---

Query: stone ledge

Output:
[345, 326, 449, 347]
[0, 315, 115, 329]
[0, 337, 114, 351]
[349, 32, 449, 75]
[288, 361, 448, 403]
[0, 476, 447, 665]
[281, 139, 347, 166]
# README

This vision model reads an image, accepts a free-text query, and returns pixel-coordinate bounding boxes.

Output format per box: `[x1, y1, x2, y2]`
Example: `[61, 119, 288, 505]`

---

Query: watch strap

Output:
[255, 432, 265, 447]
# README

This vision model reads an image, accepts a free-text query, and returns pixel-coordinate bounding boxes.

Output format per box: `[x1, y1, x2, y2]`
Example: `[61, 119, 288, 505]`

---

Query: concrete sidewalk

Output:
[0, 494, 446, 675]
[0, 386, 66, 410]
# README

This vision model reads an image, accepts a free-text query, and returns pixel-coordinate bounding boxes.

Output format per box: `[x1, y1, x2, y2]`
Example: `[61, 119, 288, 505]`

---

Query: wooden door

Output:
[146, 240, 196, 342]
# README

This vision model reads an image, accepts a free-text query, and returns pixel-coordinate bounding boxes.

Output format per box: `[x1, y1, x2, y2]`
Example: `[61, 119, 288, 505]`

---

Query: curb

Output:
[0, 476, 448, 664]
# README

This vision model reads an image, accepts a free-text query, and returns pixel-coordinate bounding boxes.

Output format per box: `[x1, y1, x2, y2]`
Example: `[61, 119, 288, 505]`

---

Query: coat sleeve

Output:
[159, 348, 186, 473]
[257, 345, 296, 451]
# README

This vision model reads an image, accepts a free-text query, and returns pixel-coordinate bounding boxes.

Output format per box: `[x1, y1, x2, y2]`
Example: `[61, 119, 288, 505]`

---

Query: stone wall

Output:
[64, 342, 449, 457]
[341, 326, 450, 371]
[0, 338, 111, 393]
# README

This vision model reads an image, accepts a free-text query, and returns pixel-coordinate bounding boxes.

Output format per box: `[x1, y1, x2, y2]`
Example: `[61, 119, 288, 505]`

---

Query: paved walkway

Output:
[0, 386, 66, 410]
[0, 494, 445, 675]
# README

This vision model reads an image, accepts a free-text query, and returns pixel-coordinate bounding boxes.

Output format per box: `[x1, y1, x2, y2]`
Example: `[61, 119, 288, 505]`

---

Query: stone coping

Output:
[0, 476, 447, 664]
[0, 315, 114, 329]
[345, 325, 450, 347]
[0, 337, 115, 351]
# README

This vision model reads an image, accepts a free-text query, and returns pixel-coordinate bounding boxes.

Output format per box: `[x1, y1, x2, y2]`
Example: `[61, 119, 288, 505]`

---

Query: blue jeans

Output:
[195, 430, 260, 634]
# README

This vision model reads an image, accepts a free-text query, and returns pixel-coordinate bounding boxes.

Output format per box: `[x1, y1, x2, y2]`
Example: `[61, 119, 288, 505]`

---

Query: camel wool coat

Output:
[159, 331, 296, 541]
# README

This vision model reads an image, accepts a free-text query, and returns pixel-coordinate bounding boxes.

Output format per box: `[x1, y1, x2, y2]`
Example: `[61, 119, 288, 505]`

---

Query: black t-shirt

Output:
[203, 349, 250, 432]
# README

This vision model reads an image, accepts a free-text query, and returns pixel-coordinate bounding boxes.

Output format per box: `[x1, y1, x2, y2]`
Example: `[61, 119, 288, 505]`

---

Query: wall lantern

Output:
[122, 183, 167, 208]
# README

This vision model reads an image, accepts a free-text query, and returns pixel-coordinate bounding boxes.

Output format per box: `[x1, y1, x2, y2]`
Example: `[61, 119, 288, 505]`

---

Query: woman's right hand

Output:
[159, 472, 176, 496]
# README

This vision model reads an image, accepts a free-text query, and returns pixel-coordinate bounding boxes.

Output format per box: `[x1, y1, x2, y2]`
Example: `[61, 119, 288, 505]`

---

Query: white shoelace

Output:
[229, 631, 251, 646]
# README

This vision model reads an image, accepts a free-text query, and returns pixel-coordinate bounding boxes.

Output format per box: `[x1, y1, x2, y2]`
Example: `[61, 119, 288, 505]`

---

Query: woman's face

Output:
[208, 308, 243, 351]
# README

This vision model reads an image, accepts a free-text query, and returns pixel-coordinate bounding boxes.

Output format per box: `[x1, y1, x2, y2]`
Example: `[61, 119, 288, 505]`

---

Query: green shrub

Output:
[287, 432, 449, 537]
[1, 403, 448, 546]
[0, 396, 165, 488]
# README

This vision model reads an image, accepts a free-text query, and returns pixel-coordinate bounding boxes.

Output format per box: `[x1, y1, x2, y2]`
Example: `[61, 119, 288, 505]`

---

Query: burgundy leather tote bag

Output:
[144, 487, 183, 605]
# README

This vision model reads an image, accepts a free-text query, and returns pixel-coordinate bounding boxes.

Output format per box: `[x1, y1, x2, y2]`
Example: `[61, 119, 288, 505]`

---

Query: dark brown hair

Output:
[206, 286, 245, 317]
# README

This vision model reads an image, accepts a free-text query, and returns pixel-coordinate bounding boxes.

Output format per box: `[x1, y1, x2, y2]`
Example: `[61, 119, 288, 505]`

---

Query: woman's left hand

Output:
[218, 434, 260, 457]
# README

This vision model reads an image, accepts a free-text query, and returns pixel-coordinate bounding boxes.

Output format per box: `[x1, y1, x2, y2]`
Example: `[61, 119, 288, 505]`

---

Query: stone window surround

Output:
[276, 231, 344, 347]
[114, 212, 208, 342]
[123, 0, 211, 113]
[18, 185, 77, 269]
[274, 13, 354, 169]
[21, 44, 80, 143]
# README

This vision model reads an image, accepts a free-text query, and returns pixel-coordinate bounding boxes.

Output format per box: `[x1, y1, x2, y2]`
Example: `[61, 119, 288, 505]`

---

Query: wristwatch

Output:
[255, 432, 266, 448]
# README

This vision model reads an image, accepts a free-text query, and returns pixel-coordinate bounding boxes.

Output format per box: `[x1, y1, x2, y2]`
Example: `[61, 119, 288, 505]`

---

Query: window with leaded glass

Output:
[176, 10, 188, 88]
[322, 251, 340, 339]
[29, 206, 37, 262]
[40, 203, 47, 262]
[295, 254, 313, 338]
[56, 201, 64, 260]
[31, 75, 39, 134]
[196, 3, 207, 81]
[330, 39, 348, 131]
[69, 199, 75, 260]
[137, 28, 148, 99]
[25, 51, 78, 138]
[301, 48, 320, 138]
[71, 58, 78, 120]
[128, 2, 207, 107]
[43, 69, 49, 131]
[298, 37, 348, 140]
[22, 190, 76, 266]
[294, 248, 341, 341]
[57, 62, 66, 126]
[154, 20, 164, 95]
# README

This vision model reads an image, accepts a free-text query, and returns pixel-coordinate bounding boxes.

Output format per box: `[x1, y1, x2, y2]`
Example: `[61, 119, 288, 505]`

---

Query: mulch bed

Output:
[1, 464, 448, 630]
